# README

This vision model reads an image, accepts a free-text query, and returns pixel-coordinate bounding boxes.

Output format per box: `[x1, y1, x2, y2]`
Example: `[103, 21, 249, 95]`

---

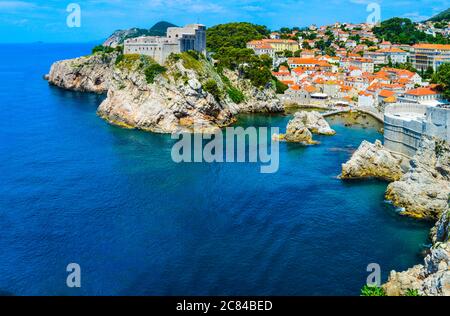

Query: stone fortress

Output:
[124, 24, 206, 64]
[384, 103, 450, 157]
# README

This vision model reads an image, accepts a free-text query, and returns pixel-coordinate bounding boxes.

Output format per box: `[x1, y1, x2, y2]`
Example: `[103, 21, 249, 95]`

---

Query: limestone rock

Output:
[284, 125, 315, 144]
[289, 111, 336, 135]
[46, 53, 117, 93]
[46, 53, 282, 134]
[383, 241, 450, 296]
[341, 140, 406, 181]
[385, 137, 450, 220]
[280, 111, 335, 144]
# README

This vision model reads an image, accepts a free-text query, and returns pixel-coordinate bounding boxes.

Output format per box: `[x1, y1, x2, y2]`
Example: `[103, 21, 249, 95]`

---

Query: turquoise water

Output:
[0, 44, 431, 296]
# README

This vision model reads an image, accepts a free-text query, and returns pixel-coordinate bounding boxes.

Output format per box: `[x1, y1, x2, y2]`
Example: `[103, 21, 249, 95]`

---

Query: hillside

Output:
[427, 8, 450, 22]
[373, 17, 449, 44]
[148, 21, 177, 36]
[103, 21, 177, 47]
[206, 22, 270, 51]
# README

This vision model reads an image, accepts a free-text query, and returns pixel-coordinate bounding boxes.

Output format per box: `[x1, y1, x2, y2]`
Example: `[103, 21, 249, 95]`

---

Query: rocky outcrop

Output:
[385, 137, 450, 220]
[46, 52, 282, 133]
[383, 208, 450, 296]
[341, 140, 406, 181]
[45, 53, 117, 93]
[382, 139, 450, 296]
[383, 241, 450, 296]
[277, 111, 335, 144]
[224, 69, 283, 114]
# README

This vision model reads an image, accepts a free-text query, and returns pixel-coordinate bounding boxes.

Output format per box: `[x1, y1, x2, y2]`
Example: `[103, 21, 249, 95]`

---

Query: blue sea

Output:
[0, 44, 431, 296]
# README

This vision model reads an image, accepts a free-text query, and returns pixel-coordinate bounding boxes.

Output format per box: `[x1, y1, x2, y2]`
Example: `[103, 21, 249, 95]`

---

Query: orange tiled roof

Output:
[405, 87, 438, 96]
[413, 44, 450, 50]
[379, 90, 396, 98]
[288, 58, 320, 65]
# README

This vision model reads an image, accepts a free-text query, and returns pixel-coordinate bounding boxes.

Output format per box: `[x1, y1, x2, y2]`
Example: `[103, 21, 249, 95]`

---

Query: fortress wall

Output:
[425, 106, 450, 141]
[384, 103, 450, 157]
[384, 103, 427, 157]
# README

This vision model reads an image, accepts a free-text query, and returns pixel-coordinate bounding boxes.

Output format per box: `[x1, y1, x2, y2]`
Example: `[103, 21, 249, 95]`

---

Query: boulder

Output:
[341, 140, 406, 181]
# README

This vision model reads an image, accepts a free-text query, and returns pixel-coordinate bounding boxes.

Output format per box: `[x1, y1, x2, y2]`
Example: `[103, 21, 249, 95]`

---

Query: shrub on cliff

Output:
[144, 64, 167, 84]
[405, 289, 421, 296]
[227, 87, 245, 104]
[203, 80, 222, 100]
[274, 79, 289, 94]
[360, 285, 386, 296]
[92, 45, 115, 54]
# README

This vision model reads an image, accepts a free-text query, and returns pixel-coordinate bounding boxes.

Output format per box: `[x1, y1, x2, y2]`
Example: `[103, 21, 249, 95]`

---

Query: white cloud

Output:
[0, 1, 36, 10]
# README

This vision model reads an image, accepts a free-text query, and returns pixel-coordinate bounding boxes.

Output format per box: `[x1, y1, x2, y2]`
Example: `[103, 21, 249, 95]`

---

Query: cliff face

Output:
[46, 53, 117, 93]
[386, 137, 450, 220]
[46, 52, 282, 133]
[342, 137, 450, 295]
[383, 209, 450, 296]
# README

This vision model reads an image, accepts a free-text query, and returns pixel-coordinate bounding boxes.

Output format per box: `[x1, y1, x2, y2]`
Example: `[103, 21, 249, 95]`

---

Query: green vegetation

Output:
[405, 289, 421, 296]
[227, 87, 245, 104]
[427, 8, 450, 22]
[115, 54, 166, 84]
[206, 22, 270, 51]
[144, 63, 167, 84]
[206, 22, 283, 89]
[115, 54, 142, 70]
[360, 285, 387, 296]
[373, 18, 449, 45]
[274, 79, 289, 94]
[203, 79, 222, 100]
[92, 45, 114, 54]
[431, 63, 450, 100]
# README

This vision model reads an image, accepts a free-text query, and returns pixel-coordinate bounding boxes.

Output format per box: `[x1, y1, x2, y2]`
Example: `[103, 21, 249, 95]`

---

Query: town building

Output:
[410, 44, 450, 71]
[247, 39, 300, 53]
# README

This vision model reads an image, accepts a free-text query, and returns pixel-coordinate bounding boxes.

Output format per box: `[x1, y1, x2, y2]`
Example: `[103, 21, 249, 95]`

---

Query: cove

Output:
[0, 43, 432, 296]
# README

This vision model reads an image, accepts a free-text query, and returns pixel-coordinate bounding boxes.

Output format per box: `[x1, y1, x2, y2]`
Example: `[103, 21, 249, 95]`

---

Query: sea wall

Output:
[425, 106, 450, 141]
[384, 103, 450, 157]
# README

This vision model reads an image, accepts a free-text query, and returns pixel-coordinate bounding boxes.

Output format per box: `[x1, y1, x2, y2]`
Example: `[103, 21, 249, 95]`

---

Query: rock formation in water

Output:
[46, 52, 282, 133]
[385, 137, 450, 220]
[341, 140, 406, 181]
[277, 111, 335, 144]
[383, 209, 450, 296]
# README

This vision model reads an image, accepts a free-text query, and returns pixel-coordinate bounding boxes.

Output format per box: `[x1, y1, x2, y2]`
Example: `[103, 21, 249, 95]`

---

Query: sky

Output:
[0, 0, 448, 43]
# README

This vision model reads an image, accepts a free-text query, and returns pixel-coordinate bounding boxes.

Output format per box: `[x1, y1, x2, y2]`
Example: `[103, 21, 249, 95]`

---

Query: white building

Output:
[124, 24, 206, 64]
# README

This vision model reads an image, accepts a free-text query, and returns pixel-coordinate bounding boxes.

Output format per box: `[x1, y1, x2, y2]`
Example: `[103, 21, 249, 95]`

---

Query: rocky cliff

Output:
[383, 209, 450, 296]
[342, 137, 450, 295]
[386, 137, 450, 220]
[46, 51, 282, 133]
[46, 52, 117, 93]
[341, 140, 407, 181]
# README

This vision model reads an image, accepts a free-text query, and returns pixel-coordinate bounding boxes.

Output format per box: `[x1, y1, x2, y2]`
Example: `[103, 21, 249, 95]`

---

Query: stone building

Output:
[384, 103, 450, 157]
[124, 24, 206, 64]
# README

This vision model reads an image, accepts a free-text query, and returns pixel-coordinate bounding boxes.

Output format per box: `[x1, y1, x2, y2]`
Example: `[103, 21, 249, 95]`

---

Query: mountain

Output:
[427, 8, 450, 22]
[148, 21, 177, 36]
[103, 21, 177, 47]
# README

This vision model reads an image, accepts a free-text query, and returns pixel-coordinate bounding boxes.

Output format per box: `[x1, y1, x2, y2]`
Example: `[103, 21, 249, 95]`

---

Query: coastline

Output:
[43, 48, 448, 296]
